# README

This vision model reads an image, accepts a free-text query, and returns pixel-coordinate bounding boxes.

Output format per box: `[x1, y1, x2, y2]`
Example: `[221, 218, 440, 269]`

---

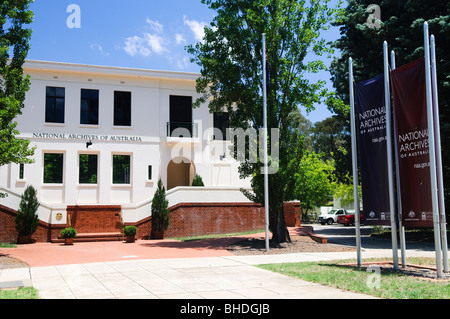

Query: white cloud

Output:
[124, 35, 151, 57]
[90, 43, 110, 56]
[175, 33, 186, 45]
[144, 33, 168, 54]
[176, 56, 189, 69]
[183, 16, 207, 42]
[146, 18, 163, 33]
[123, 19, 169, 57]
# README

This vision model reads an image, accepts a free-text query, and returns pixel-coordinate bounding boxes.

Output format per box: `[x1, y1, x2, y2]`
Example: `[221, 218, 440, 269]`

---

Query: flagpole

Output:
[430, 34, 449, 273]
[424, 22, 443, 278]
[383, 41, 399, 270]
[349, 57, 362, 267]
[262, 33, 270, 252]
[391, 50, 407, 269]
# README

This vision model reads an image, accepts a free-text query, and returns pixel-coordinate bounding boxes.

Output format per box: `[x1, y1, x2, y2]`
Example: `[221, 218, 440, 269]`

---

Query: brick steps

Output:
[51, 232, 124, 243]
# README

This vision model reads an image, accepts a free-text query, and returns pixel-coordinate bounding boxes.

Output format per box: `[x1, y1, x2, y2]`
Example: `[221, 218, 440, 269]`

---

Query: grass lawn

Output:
[258, 258, 450, 299]
[0, 287, 39, 299]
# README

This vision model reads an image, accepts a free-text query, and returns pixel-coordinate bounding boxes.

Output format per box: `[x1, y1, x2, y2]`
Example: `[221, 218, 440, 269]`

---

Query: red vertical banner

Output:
[391, 57, 433, 227]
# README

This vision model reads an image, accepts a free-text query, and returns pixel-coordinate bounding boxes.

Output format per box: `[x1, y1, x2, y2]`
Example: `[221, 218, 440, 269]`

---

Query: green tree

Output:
[151, 179, 171, 233]
[294, 150, 335, 215]
[328, 0, 450, 217]
[0, 0, 35, 169]
[188, 0, 342, 243]
[15, 185, 40, 238]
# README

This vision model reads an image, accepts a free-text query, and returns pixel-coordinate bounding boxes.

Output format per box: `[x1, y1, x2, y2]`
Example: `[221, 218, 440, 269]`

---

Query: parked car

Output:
[318, 209, 348, 225]
[337, 210, 364, 226]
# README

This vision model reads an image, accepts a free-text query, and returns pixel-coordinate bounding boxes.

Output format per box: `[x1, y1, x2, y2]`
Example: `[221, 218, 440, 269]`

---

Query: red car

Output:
[337, 211, 364, 226]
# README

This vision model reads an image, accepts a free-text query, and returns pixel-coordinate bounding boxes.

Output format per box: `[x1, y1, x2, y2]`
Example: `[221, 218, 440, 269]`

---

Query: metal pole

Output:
[430, 34, 449, 272]
[424, 22, 443, 278]
[262, 33, 270, 252]
[383, 41, 399, 270]
[349, 57, 362, 267]
[391, 50, 407, 269]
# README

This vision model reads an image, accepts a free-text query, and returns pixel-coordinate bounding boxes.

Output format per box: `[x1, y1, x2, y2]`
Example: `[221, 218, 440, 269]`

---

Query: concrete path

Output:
[0, 248, 437, 299]
[0, 227, 439, 299]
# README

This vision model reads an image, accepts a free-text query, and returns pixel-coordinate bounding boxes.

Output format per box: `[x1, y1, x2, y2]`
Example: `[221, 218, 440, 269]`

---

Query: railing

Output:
[166, 122, 198, 138]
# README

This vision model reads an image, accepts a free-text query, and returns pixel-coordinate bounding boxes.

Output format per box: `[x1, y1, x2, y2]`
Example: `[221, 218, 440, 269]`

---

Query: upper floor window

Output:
[45, 87, 65, 123]
[213, 112, 229, 140]
[80, 89, 99, 125]
[114, 91, 131, 126]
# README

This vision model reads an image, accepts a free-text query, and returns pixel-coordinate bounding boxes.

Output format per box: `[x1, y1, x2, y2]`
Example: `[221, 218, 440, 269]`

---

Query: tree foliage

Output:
[328, 0, 450, 217]
[0, 0, 35, 167]
[188, 0, 341, 242]
[294, 150, 335, 214]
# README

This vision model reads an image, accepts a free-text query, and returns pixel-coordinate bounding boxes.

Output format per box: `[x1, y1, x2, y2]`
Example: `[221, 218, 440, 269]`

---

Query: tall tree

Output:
[329, 0, 450, 219]
[188, 0, 341, 243]
[0, 0, 35, 168]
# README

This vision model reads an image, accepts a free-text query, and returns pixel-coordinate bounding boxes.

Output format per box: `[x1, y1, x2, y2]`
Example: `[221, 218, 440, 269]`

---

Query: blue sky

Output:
[27, 0, 340, 123]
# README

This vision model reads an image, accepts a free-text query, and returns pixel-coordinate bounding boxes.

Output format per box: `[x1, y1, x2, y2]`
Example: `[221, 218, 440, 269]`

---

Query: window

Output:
[114, 91, 131, 126]
[213, 112, 229, 140]
[45, 87, 65, 123]
[148, 165, 152, 180]
[79, 154, 98, 184]
[19, 164, 24, 180]
[44, 153, 64, 184]
[169, 95, 193, 137]
[80, 89, 99, 125]
[113, 155, 130, 184]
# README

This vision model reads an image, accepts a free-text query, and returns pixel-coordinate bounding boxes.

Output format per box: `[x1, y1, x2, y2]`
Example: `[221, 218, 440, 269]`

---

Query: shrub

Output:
[191, 174, 205, 186]
[15, 185, 40, 237]
[60, 227, 77, 239]
[151, 179, 171, 232]
[124, 225, 137, 236]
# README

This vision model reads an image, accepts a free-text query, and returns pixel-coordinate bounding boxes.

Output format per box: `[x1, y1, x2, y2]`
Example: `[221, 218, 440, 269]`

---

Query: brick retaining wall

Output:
[0, 201, 301, 243]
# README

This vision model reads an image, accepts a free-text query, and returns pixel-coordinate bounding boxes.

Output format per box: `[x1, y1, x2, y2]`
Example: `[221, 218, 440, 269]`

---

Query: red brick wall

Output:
[283, 201, 301, 227]
[0, 205, 18, 243]
[0, 204, 51, 243]
[166, 202, 264, 238]
[67, 205, 122, 234]
[1, 202, 297, 242]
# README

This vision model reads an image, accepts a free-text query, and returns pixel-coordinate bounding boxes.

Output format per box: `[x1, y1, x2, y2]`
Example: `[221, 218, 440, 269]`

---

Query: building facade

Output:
[0, 60, 264, 242]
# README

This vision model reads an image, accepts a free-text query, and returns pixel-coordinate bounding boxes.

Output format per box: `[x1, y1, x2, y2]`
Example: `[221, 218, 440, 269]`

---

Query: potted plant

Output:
[60, 227, 77, 245]
[123, 225, 137, 243]
[151, 179, 171, 239]
[15, 185, 40, 244]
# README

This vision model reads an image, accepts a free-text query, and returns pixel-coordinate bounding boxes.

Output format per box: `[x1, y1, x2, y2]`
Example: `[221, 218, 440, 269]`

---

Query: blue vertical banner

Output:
[355, 74, 391, 225]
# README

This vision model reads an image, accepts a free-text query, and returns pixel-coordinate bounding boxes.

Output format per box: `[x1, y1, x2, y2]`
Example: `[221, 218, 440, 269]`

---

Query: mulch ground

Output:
[227, 235, 356, 255]
[0, 255, 30, 270]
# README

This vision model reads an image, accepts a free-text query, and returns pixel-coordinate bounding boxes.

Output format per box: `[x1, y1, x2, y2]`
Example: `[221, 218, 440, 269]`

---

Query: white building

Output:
[0, 60, 253, 238]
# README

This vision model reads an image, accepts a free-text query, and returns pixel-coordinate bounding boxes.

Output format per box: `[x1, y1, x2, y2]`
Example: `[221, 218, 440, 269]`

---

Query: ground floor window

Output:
[44, 153, 64, 184]
[113, 155, 130, 184]
[79, 154, 98, 184]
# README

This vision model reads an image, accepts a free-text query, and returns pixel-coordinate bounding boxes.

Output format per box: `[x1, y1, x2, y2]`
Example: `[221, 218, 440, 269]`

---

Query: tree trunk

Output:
[271, 207, 291, 243]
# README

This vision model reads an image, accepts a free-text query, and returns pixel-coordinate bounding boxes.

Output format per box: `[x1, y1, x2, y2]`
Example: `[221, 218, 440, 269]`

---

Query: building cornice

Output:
[23, 60, 200, 82]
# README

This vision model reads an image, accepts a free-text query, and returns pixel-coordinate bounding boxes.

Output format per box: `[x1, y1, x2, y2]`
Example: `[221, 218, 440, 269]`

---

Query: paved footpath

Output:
[0, 231, 437, 299]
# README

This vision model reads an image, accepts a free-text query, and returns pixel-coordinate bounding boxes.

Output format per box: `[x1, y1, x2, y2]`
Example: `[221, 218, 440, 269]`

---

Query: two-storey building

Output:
[0, 60, 268, 242]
